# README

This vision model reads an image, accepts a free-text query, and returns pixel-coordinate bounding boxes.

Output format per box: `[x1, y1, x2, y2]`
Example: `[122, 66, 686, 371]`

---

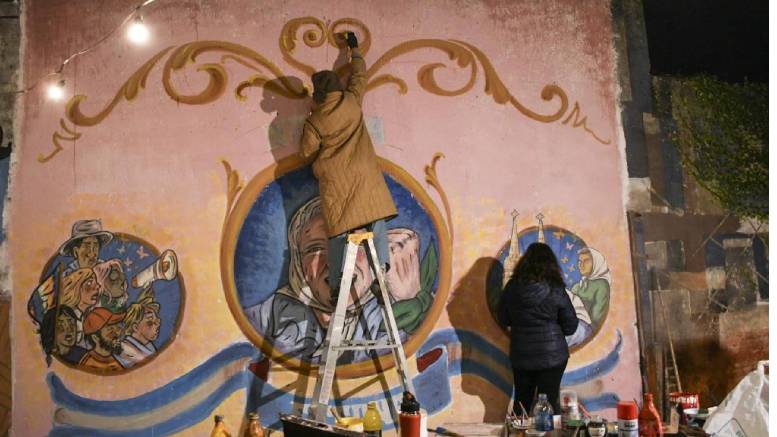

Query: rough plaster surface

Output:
[11, 1, 640, 435]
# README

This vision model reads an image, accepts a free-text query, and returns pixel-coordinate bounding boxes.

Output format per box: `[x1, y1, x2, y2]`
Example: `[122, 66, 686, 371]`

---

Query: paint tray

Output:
[280, 414, 367, 437]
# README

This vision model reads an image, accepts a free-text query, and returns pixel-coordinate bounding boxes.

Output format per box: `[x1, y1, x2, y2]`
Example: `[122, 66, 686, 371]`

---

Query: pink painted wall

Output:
[11, 0, 640, 435]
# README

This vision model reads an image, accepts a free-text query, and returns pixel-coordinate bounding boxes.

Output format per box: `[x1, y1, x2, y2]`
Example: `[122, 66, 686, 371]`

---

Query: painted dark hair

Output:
[38, 305, 78, 366]
[511, 242, 565, 288]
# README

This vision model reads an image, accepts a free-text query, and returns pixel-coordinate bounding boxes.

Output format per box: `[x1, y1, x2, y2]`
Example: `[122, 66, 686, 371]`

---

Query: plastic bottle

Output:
[399, 391, 421, 437]
[560, 389, 580, 426]
[363, 401, 383, 436]
[531, 393, 554, 431]
[244, 412, 264, 437]
[210, 415, 232, 437]
[638, 393, 664, 437]
[617, 401, 638, 437]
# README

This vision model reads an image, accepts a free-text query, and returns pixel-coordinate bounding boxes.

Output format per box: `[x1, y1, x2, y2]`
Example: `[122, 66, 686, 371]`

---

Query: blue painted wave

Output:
[49, 329, 623, 436]
[50, 371, 253, 437]
[49, 342, 259, 416]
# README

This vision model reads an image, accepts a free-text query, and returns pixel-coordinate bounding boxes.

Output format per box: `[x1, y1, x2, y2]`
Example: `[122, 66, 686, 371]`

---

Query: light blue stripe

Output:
[49, 342, 258, 416]
[48, 328, 624, 436]
[579, 392, 621, 411]
[50, 371, 252, 437]
[561, 330, 623, 385]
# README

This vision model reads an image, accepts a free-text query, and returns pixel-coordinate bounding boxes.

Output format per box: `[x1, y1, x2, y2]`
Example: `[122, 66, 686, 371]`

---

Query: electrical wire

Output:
[4, 0, 159, 96]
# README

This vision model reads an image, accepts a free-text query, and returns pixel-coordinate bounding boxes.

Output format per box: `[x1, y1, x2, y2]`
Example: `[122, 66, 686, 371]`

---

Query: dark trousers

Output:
[327, 219, 389, 290]
[512, 360, 567, 416]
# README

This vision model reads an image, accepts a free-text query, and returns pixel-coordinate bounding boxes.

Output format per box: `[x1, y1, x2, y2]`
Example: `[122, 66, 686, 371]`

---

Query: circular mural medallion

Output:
[30, 232, 185, 375]
[222, 156, 451, 378]
[486, 225, 610, 351]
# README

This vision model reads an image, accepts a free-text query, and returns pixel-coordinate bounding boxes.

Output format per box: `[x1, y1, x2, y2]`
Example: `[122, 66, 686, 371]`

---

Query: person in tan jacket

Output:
[300, 31, 397, 298]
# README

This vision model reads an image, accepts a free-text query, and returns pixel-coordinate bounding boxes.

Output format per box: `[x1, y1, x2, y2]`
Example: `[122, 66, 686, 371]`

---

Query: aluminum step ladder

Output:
[310, 231, 415, 422]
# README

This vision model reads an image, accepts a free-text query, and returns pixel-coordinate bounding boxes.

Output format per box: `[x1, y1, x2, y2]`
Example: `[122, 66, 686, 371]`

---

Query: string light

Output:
[127, 16, 151, 45]
[2, 0, 159, 99]
[47, 80, 66, 101]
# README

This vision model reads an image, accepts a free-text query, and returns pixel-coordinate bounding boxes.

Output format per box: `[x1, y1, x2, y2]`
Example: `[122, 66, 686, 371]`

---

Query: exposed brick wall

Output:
[617, 0, 768, 414]
[0, 1, 19, 434]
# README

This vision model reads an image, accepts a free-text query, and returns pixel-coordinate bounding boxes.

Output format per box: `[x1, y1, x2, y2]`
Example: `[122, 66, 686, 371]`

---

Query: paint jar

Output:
[563, 418, 586, 437]
[363, 401, 383, 436]
[560, 389, 580, 426]
[244, 412, 264, 437]
[617, 401, 638, 437]
[210, 415, 231, 437]
[587, 415, 606, 437]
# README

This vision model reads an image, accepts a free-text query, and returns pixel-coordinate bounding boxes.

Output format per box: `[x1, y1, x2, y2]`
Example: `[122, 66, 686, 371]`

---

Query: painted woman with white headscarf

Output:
[569, 247, 611, 329]
[244, 197, 405, 364]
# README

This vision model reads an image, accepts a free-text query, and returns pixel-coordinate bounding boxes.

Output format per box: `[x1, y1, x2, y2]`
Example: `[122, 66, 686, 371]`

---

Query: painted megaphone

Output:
[132, 249, 178, 289]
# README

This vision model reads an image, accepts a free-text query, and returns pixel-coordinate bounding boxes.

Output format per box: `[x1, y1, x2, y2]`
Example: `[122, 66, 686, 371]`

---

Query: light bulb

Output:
[127, 16, 150, 45]
[47, 80, 65, 101]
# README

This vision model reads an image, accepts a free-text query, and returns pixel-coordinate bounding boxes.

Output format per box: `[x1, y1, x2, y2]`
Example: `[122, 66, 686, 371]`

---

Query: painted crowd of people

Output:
[33, 220, 162, 372]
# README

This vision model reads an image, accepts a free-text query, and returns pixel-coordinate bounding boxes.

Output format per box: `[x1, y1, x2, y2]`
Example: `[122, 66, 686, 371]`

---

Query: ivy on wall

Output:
[662, 75, 768, 220]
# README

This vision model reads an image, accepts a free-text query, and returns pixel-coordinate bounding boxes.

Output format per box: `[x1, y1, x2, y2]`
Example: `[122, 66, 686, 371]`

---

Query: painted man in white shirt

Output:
[117, 289, 161, 368]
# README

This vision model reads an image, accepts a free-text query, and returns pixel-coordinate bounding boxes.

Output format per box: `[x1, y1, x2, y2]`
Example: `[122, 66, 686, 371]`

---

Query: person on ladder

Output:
[299, 31, 396, 313]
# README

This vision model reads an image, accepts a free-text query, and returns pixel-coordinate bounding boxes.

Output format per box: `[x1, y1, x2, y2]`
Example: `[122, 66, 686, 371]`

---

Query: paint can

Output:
[560, 389, 580, 425]
[399, 391, 421, 437]
[616, 401, 638, 437]
[587, 415, 606, 437]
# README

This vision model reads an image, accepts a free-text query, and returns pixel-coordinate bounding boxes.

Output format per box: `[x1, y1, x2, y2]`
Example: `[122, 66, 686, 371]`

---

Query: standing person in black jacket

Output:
[498, 242, 579, 415]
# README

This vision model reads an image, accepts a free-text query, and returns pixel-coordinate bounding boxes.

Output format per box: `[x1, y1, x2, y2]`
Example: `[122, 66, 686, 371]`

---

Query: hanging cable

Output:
[3, 0, 159, 96]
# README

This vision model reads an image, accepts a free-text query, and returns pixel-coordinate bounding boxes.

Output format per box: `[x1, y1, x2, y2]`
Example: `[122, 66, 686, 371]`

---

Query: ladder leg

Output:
[366, 238, 416, 396]
[311, 240, 360, 421]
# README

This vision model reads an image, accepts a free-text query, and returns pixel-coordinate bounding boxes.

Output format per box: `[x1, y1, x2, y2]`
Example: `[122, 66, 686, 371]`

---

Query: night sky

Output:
[643, 0, 768, 83]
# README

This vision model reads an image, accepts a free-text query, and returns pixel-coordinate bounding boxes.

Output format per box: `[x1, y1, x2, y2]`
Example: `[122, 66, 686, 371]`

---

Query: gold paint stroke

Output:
[562, 102, 612, 145]
[162, 41, 305, 105]
[221, 159, 244, 224]
[65, 46, 175, 126]
[366, 39, 478, 98]
[46, 16, 610, 163]
[424, 153, 454, 243]
[38, 119, 82, 163]
[279, 17, 372, 78]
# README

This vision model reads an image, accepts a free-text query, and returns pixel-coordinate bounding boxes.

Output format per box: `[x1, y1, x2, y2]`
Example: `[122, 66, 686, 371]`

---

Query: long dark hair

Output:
[511, 242, 565, 288]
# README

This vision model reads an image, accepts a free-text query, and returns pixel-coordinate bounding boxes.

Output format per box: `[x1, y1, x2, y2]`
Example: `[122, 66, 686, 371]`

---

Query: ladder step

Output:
[332, 340, 399, 351]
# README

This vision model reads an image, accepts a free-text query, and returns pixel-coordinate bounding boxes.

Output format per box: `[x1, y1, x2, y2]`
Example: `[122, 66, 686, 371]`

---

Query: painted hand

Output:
[387, 228, 421, 301]
[346, 31, 358, 49]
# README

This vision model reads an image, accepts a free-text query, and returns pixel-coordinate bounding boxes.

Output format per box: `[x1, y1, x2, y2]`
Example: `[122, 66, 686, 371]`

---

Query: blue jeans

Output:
[327, 219, 389, 290]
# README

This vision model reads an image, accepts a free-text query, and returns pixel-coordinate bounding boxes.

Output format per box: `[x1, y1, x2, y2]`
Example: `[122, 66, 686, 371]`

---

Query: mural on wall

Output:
[487, 213, 612, 350]
[221, 153, 453, 377]
[39, 16, 611, 164]
[14, 7, 640, 436]
[27, 219, 185, 374]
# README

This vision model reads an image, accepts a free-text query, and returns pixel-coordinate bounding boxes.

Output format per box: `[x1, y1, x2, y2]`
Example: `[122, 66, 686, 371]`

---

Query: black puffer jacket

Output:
[498, 279, 579, 370]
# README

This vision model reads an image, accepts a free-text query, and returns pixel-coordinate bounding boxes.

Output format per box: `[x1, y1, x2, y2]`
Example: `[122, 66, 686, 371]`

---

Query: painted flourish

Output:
[41, 16, 610, 163]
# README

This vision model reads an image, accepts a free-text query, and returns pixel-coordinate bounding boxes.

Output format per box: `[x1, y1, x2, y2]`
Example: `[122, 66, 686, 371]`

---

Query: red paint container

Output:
[399, 391, 421, 437]
[617, 401, 639, 437]
[669, 392, 700, 410]
[399, 412, 421, 437]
